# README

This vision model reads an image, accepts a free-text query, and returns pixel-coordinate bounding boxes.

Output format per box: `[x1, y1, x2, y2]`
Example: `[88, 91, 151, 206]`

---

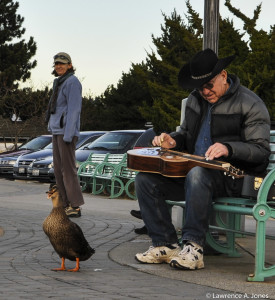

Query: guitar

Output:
[127, 148, 245, 178]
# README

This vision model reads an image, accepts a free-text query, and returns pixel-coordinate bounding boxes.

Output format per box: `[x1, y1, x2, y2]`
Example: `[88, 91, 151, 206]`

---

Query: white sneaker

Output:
[135, 245, 181, 264]
[170, 241, 204, 270]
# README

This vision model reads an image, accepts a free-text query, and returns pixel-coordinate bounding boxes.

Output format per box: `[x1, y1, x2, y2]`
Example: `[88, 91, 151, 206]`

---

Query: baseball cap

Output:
[53, 52, 71, 64]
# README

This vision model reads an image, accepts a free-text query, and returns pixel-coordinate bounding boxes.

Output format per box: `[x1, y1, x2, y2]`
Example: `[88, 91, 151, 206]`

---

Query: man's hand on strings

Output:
[152, 133, 176, 149]
[205, 143, 229, 160]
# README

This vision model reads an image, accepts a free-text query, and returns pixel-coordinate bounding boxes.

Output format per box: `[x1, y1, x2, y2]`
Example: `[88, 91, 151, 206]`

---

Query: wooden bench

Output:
[166, 130, 275, 282]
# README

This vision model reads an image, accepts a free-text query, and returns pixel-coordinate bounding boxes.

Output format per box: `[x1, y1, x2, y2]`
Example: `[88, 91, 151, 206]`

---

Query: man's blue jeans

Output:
[135, 166, 243, 247]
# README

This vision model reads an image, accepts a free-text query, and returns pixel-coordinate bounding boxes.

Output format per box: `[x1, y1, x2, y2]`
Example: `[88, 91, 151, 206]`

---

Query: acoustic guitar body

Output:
[128, 149, 189, 177]
[127, 148, 244, 178]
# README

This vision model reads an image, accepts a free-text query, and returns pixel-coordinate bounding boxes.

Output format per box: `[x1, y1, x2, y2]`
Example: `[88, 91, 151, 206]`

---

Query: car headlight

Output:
[48, 162, 54, 168]
[13, 158, 20, 167]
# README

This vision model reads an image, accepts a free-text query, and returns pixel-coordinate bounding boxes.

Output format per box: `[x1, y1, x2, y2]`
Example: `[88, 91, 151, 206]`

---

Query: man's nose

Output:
[201, 87, 211, 93]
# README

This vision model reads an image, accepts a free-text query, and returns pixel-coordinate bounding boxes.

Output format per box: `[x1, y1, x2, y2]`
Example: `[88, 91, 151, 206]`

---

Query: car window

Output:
[86, 132, 142, 151]
[134, 128, 156, 148]
[77, 135, 102, 148]
[44, 143, 53, 149]
[20, 136, 52, 151]
[77, 134, 90, 144]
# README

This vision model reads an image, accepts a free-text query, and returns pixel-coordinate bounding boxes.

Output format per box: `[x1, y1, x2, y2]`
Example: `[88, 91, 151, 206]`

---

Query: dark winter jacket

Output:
[171, 75, 271, 176]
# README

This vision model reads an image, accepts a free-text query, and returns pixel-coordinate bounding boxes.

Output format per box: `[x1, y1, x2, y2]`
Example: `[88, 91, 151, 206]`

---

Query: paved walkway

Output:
[0, 178, 274, 300]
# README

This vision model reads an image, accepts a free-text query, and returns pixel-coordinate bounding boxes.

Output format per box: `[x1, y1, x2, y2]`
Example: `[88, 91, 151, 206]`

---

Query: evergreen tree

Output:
[1, 87, 49, 122]
[0, 87, 49, 147]
[81, 95, 107, 131]
[218, 17, 249, 73]
[0, 0, 37, 94]
[225, 0, 275, 120]
[0, 0, 38, 142]
[81, 69, 150, 131]
[133, 6, 202, 133]
[101, 70, 150, 130]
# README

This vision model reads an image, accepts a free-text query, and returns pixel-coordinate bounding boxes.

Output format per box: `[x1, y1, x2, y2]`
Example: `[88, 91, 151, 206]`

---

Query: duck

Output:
[43, 184, 95, 272]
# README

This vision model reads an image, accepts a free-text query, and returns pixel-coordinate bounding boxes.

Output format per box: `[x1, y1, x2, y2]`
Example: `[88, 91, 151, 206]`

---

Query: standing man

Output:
[134, 49, 270, 270]
[46, 52, 84, 217]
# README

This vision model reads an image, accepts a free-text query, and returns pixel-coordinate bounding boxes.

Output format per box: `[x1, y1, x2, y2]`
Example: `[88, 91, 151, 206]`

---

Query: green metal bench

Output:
[77, 153, 110, 191]
[91, 153, 127, 197]
[166, 130, 275, 282]
[110, 163, 138, 199]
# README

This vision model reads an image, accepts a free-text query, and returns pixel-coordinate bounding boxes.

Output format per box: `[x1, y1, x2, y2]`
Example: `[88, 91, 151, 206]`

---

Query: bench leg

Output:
[109, 177, 125, 199]
[80, 181, 87, 192]
[125, 179, 137, 200]
[225, 212, 242, 257]
[247, 205, 275, 282]
[207, 212, 241, 257]
[78, 176, 94, 192]
[247, 218, 266, 281]
[92, 177, 107, 195]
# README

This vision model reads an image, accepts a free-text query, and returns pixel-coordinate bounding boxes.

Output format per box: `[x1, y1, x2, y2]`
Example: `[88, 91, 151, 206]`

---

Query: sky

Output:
[16, 0, 274, 97]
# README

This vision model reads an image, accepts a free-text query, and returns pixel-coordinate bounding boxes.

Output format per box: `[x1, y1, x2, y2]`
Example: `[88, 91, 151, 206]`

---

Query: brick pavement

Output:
[0, 178, 274, 300]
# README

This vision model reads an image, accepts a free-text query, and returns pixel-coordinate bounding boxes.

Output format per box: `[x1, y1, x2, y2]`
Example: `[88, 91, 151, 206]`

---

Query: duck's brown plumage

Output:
[43, 185, 95, 271]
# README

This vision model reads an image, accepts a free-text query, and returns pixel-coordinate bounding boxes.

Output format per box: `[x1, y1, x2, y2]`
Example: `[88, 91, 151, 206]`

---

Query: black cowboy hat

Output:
[178, 48, 235, 89]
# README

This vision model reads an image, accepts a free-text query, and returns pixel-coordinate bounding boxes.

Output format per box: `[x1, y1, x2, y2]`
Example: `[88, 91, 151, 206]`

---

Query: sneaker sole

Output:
[170, 259, 204, 270]
[135, 256, 167, 264]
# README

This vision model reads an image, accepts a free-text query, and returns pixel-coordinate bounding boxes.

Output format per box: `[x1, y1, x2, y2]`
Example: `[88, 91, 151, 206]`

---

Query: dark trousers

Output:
[52, 135, 84, 208]
[135, 166, 243, 247]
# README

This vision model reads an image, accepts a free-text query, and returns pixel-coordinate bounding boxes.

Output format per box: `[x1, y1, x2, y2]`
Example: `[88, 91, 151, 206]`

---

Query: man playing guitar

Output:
[133, 49, 270, 271]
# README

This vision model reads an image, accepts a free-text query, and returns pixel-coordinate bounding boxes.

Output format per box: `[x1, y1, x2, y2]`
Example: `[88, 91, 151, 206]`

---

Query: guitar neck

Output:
[160, 149, 244, 178]
[161, 149, 230, 168]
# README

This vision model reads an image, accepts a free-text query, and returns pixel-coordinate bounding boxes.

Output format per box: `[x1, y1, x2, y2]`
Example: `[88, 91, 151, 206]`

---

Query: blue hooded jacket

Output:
[48, 75, 82, 143]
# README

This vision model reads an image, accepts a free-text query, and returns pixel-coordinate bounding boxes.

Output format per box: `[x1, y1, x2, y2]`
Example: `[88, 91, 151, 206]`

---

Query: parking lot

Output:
[0, 129, 156, 183]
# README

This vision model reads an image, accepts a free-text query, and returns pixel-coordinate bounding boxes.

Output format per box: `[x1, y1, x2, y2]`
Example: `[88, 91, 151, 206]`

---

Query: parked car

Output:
[25, 131, 107, 181]
[0, 135, 52, 177]
[32, 128, 156, 183]
[28, 156, 55, 182]
[75, 129, 156, 162]
[13, 143, 54, 179]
